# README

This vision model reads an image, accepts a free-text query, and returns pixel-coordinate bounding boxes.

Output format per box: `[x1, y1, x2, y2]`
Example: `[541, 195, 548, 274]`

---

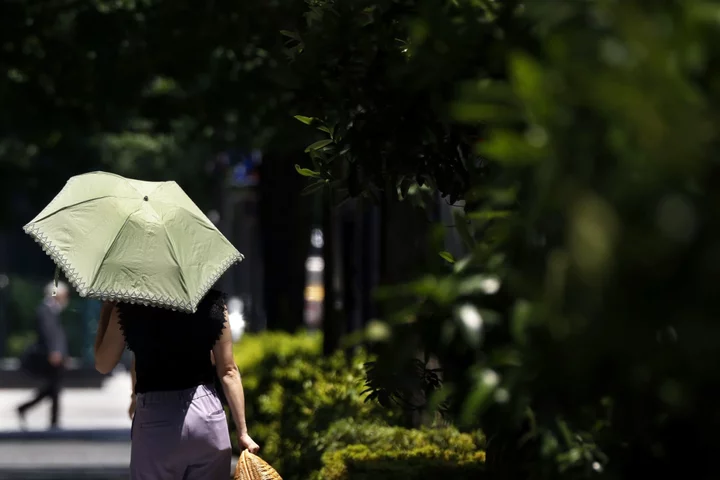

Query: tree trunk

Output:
[380, 194, 434, 301]
[380, 193, 436, 426]
[322, 191, 344, 355]
[258, 153, 311, 332]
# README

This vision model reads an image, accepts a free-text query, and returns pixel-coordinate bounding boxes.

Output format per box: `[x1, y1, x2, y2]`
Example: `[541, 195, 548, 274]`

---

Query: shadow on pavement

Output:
[0, 429, 130, 442]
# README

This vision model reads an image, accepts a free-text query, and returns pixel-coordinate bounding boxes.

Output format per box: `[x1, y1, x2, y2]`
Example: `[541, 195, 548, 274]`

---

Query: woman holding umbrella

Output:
[95, 289, 258, 479]
[24, 172, 259, 479]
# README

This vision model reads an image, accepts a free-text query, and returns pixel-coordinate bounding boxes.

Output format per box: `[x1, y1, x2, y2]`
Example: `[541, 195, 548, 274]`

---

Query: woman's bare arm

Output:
[94, 301, 115, 355]
[128, 353, 137, 419]
[212, 309, 259, 453]
[94, 305, 126, 374]
[130, 353, 136, 394]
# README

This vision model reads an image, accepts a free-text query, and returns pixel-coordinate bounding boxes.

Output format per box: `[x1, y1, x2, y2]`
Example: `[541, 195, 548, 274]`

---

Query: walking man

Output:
[17, 281, 70, 429]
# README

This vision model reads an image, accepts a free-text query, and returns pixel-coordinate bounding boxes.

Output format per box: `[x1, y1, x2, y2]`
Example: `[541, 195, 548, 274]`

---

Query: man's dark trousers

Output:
[18, 362, 63, 427]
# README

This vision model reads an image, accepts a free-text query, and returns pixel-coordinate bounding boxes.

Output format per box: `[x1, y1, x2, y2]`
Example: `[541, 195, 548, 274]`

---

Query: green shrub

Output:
[231, 330, 321, 436]
[256, 351, 396, 479]
[230, 332, 486, 479]
[233, 330, 321, 378]
[321, 443, 486, 480]
[230, 332, 397, 479]
[317, 418, 485, 456]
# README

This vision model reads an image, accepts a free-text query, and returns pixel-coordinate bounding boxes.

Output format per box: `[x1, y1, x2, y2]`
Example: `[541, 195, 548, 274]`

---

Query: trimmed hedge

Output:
[321, 444, 486, 480]
[318, 420, 486, 480]
[231, 332, 394, 478]
[318, 418, 485, 454]
[231, 332, 486, 479]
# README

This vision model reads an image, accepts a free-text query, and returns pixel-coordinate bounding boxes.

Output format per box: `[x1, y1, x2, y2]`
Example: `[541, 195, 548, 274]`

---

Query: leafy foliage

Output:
[363, 358, 446, 413]
[321, 442, 485, 480]
[294, 0, 720, 478]
[231, 332, 397, 479]
[288, 0, 530, 204]
[318, 418, 484, 457]
[0, 0, 310, 225]
[231, 331, 486, 480]
[233, 330, 322, 380]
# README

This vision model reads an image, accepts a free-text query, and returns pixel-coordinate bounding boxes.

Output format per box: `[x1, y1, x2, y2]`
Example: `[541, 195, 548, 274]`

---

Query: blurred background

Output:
[2, 0, 720, 479]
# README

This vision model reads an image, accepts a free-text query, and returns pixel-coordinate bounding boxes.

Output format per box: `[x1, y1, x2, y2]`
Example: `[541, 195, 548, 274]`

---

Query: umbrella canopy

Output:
[23, 171, 243, 313]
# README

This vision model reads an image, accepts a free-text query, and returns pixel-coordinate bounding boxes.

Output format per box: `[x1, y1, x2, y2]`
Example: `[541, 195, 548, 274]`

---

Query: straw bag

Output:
[234, 449, 283, 480]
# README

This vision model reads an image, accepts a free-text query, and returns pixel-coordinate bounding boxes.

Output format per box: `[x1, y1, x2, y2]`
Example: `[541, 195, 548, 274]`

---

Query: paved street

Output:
[0, 370, 132, 478]
[0, 371, 133, 432]
[0, 370, 237, 479]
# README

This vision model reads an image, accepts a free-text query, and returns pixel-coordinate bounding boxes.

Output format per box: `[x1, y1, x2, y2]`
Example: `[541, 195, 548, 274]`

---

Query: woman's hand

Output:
[239, 433, 260, 454]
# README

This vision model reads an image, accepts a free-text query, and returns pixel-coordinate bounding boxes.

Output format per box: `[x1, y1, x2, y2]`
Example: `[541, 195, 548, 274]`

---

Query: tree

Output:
[292, 0, 720, 478]
[284, 0, 526, 352]
[0, 0, 314, 331]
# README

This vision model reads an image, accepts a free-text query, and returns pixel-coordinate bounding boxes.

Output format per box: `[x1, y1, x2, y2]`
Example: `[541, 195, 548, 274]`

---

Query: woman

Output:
[128, 353, 221, 420]
[94, 289, 259, 480]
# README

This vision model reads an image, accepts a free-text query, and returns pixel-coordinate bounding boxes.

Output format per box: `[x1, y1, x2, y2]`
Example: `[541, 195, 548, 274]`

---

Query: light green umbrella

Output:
[23, 171, 243, 313]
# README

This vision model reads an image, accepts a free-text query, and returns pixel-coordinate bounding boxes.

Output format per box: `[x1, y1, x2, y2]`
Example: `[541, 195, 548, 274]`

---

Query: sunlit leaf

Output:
[439, 251, 456, 263]
[294, 115, 315, 125]
[467, 209, 513, 221]
[295, 164, 321, 177]
[305, 139, 333, 152]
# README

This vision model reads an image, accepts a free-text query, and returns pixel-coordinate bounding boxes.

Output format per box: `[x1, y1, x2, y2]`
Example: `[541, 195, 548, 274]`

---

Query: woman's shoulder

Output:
[196, 288, 228, 320]
[199, 289, 227, 309]
[203, 288, 227, 301]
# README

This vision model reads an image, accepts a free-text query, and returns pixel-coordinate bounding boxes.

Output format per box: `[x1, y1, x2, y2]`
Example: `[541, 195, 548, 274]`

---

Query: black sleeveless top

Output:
[117, 289, 227, 394]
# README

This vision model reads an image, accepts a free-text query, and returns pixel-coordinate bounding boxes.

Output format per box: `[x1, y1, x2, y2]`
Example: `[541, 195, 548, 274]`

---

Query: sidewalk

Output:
[0, 371, 132, 432]
[0, 371, 237, 479]
[0, 371, 132, 479]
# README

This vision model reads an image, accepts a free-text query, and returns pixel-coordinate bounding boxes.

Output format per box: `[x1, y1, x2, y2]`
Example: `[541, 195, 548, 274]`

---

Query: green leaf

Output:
[479, 129, 547, 165]
[453, 255, 473, 273]
[301, 180, 327, 196]
[511, 300, 534, 345]
[460, 369, 499, 426]
[280, 30, 301, 41]
[466, 210, 513, 221]
[304, 139, 333, 153]
[295, 164, 321, 177]
[438, 251, 456, 263]
[318, 125, 335, 137]
[294, 115, 315, 125]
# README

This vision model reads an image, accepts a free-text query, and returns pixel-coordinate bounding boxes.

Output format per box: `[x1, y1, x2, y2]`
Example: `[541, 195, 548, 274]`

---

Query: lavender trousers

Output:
[130, 384, 232, 480]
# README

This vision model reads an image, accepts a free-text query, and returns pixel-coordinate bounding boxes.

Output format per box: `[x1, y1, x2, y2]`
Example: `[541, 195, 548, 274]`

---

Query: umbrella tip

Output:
[143, 196, 149, 201]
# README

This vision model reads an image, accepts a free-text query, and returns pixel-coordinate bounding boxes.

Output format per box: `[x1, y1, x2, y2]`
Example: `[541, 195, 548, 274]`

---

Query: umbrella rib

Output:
[161, 223, 190, 301]
[152, 202, 230, 239]
[29, 196, 115, 225]
[87, 207, 139, 292]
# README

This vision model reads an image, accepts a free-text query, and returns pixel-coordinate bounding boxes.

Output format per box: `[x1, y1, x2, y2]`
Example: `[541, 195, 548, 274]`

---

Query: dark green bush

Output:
[320, 443, 486, 480]
[230, 332, 397, 479]
[317, 418, 485, 455]
[254, 352, 397, 478]
[318, 420, 485, 479]
[230, 331, 322, 456]
[232, 330, 321, 425]
[232, 330, 322, 376]
[231, 332, 486, 479]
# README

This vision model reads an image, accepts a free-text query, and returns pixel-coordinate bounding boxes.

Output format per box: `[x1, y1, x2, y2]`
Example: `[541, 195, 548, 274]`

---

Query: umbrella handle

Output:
[52, 265, 60, 296]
